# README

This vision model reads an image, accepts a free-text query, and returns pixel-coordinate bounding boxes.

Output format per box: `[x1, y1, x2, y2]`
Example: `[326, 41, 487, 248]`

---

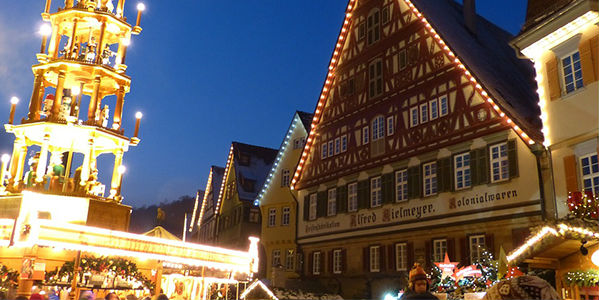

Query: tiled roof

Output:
[231, 142, 278, 202]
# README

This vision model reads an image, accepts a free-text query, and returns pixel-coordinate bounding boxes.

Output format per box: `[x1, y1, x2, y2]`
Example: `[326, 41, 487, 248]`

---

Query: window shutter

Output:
[425, 240, 431, 268]
[382, 173, 394, 204]
[563, 155, 578, 193]
[303, 195, 310, 221]
[591, 36, 599, 81]
[477, 148, 489, 184]
[407, 242, 414, 269]
[341, 249, 347, 273]
[328, 250, 334, 274]
[308, 251, 313, 276]
[380, 245, 386, 272]
[388, 244, 396, 271]
[338, 185, 348, 213]
[447, 238, 456, 261]
[470, 149, 479, 185]
[485, 233, 495, 257]
[579, 38, 596, 86]
[438, 157, 452, 192]
[507, 140, 519, 178]
[546, 56, 561, 100]
[460, 237, 469, 266]
[407, 166, 421, 199]
[317, 191, 327, 218]
[358, 180, 370, 209]
[363, 247, 370, 272]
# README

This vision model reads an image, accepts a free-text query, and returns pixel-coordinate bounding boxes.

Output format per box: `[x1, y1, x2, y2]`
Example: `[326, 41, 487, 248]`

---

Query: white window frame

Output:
[268, 208, 276, 227]
[281, 169, 290, 187]
[395, 243, 408, 271]
[341, 135, 348, 152]
[312, 251, 321, 275]
[440, 95, 449, 116]
[580, 153, 599, 194]
[433, 239, 447, 263]
[335, 137, 341, 155]
[327, 188, 337, 216]
[469, 235, 485, 264]
[333, 249, 342, 274]
[420, 103, 428, 123]
[309, 194, 317, 221]
[410, 107, 419, 127]
[328, 141, 334, 157]
[273, 249, 281, 267]
[387, 116, 394, 136]
[282, 206, 290, 226]
[395, 169, 408, 202]
[490, 142, 509, 183]
[321, 143, 327, 159]
[249, 208, 260, 223]
[561, 51, 584, 94]
[285, 249, 295, 271]
[454, 153, 471, 190]
[362, 127, 369, 144]
[348, 182, 358, 212]
[370, 176, 382, 207]
[423, 162, 437, 196]
[369, 246, 380, 272]
[372, 116, 385, 141]
[430, 99, 438, 120]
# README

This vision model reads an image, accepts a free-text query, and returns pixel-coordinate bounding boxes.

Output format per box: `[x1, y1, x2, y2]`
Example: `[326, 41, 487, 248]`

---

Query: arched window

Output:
[367, 9, 381, 46]
[372, 116, 385, 141]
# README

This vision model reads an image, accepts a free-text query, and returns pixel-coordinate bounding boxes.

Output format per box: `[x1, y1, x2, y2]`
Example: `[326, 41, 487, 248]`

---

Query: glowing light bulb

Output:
[118, 165, 126, 174]
[1, 154, 9, 164]
[137, 3, 146, 11]
[39, 23, 52, 36]
[71, 86, 81, 96]
[10, 97, 19, 105]
[135, 111, 143, 119]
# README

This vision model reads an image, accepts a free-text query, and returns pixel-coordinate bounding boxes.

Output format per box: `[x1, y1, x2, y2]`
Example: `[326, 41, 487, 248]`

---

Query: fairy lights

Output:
[240, 280, 279, 300]
[291, 0, 539, 189]
[195, 168, 215, 231]
[215, 144, 234, 215]
[507, 223, 599, 263]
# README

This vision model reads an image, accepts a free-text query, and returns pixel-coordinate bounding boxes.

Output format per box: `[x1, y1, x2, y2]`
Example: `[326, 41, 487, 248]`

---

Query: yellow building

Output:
[255, 111, 312, 287]
[511, 0, 598, 218]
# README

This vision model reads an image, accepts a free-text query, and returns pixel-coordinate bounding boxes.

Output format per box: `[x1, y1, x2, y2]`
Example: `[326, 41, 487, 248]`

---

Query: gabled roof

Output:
[254, 111, 313, 206]
[194, 165, 225, 231]
[143, 226, 180, 241]
[522, 0, 575, 32]
[291, 0, 543, 188]
[216, 142, 277, 214]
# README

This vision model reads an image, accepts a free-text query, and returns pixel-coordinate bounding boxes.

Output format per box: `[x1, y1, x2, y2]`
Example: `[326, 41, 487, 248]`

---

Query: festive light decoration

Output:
[215, 145, 234, 215]
[567, 191, 598, 219]
[291, 0, 540, 189]
[435, 253, 459, 280]
[507, 223, 599, 263]
[189, 190, 201, 232]
[195, 168, 215, 231]
[563, 269, 599, 287]
[593, 249, 599, 267]
[0, 263, 19, 293]
[255, 113, 302, 206]
[239, 280, 279, 300]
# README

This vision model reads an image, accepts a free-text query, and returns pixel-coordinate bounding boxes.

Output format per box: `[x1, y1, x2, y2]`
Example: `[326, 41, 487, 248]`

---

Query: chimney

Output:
[463, 0, 476, 35]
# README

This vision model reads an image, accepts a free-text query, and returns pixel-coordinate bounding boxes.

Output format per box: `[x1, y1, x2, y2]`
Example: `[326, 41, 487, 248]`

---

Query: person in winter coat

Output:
[399, 263, 439, 300]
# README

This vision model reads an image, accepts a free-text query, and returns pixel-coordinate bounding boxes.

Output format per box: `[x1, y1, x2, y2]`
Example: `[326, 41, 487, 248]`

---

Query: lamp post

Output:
[0, 154, 10, 190]
[39, 23, 52, 54]
[134, 111, 142, 138]
[135, 3, 145, 27]
[9, 97, 19, 125]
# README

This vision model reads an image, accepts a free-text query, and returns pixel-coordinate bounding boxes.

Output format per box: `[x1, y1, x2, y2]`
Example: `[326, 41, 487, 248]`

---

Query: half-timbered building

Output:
[292, 0, 549, 298]
[192, 165, 225, 243]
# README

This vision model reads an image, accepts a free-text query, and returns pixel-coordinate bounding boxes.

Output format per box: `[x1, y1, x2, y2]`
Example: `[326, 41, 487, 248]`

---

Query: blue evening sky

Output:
[0, 1, 527, 208]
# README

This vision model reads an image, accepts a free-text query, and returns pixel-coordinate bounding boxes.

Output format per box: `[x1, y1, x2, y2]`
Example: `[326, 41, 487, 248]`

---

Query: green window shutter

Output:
[303, 195, 310, 221]
[477, 148, 489, 184]
[407, 166, 421, 199]
[439, 157, 452, 192]
[470, 149, 479, 186]
[382, 173, 394, 204]
[338, 185, 348, 213]
[507, 140, 519, 178]
[358, 180, 370, 209]
[317, 191, 327, 218]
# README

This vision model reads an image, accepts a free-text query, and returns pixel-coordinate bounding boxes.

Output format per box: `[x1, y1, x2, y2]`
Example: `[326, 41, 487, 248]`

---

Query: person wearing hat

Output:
[399, 263, 439, 300]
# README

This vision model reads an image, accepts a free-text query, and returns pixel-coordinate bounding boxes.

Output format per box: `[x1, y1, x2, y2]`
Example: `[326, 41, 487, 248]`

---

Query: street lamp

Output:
[9, 97, 19, 125]
[135, 3, 146, 28]
[39, 23, 52, 54]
